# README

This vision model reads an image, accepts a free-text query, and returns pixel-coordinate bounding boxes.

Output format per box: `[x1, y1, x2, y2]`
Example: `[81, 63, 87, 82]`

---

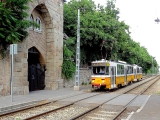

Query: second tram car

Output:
[91, 59, 142, 90]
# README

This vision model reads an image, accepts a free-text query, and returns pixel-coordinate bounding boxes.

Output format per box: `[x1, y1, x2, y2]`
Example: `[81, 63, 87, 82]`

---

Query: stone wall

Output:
[0, 52, 10, 96]
[0, 0, 63, 96]
[59, 67, 92, 88]
[28, 8, 47, 60]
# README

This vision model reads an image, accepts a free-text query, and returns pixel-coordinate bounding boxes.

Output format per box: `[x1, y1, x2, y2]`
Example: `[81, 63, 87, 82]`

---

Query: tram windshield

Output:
[92, 66, 109, 75]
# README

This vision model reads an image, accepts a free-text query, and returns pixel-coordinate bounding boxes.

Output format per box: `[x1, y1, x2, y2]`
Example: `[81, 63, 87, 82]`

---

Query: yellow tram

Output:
[133, 64, 143, 81]
[91, 59, 143, 90]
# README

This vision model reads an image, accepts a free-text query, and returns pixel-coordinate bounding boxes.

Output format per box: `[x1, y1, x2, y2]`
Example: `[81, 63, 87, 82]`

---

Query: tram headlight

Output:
[101, 79, 105, 83]
[92, 79, 95, 83]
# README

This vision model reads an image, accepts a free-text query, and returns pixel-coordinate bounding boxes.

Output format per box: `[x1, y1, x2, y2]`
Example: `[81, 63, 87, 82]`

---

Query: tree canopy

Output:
[0, 0, 31, 57]
[64, 0, 158, 74]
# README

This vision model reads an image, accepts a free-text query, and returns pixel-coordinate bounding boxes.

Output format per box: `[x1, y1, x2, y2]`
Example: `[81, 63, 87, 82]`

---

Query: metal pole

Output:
[75, 9, 80, 87]
[152, 57, 153, 76]
[11, 45, 14, 102]
[152, 57, 155, 76]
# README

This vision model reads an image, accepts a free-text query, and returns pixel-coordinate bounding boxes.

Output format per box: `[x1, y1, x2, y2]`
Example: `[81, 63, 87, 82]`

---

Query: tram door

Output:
[124, 67, 127, 85]
[111, 66, 116, 88]
[134, 68, 136, 80]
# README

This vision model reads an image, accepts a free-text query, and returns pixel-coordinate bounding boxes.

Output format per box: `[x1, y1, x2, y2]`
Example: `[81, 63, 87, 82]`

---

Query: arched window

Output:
[36, 17, 42, 31]
[29, 15, 34, 29]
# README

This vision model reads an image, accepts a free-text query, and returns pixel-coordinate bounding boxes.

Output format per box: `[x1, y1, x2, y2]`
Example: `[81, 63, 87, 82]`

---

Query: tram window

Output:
[92, 66, 108, 75]
[127, 66, 132, 74]
[99, 67, 105, 74]
[117, 64, 124, 75]
[129, 66, 131, 74]
[117, 65, 120, 75]
[127, 66, 130, 74]
[105, 67, 109, 75]
[92, 67, 102, 74]
[137, 68, 139, 73]
[121, 65, 124, 74]
[92, 67, 97, 74]
[139, 68, 141, 73]
[139, 68, 142, 73]
[131, 67, 133, 74]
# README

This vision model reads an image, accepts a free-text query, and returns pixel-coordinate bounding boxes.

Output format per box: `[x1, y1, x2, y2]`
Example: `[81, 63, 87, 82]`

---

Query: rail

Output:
[69, 75, 158, 120]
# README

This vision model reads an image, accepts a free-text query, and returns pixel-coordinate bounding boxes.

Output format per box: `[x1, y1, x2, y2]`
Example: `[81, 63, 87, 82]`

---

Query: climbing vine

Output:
[62, 39, 76, 80]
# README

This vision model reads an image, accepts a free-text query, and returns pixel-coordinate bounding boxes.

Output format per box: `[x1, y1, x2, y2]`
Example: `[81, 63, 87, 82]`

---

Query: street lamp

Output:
[155, 17, 160, 24]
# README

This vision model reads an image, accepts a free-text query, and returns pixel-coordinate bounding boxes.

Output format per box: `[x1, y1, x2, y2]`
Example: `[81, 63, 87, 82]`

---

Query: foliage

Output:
[64, 0, 158, 73]
[0, 0, 32, 58]
[62, 39, 76, 80]
[81, 81, 87, 85]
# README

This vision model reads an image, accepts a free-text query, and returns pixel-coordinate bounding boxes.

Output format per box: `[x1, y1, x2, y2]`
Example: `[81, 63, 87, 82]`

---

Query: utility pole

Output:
[152, 57, 155, 76]
[74, 9, 80, 91]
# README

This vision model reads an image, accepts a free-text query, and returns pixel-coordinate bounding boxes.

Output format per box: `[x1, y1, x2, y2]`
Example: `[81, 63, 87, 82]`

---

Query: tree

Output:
[0, 0, 31, 58]
[64, 0, 158, 73]
[62, 38, 76, 80]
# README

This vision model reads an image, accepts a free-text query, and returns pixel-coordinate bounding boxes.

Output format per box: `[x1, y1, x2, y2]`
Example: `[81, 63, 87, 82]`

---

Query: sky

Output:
[67, 0, 160, 66]
[94, 0, 160, 66]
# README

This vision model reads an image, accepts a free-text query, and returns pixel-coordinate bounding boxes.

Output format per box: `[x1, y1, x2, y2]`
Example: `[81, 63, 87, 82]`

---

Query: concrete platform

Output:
[75, 93, 119, 108]
[130, 95, 160, 120]
[103, 94, 150, 111]
[0, 86, 160, 120]
[0, 86, 89, 115]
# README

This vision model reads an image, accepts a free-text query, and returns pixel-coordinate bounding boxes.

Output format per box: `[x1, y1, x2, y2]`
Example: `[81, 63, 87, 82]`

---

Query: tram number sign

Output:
[106, 62, 110, 66]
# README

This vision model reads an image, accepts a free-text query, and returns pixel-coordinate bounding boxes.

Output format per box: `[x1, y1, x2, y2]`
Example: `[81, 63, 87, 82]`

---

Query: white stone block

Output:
[74, 86, 81, 91]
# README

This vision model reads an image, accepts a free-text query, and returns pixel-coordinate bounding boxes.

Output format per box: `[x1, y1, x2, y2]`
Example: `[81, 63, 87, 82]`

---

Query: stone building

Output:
[0, 0, 64, 96]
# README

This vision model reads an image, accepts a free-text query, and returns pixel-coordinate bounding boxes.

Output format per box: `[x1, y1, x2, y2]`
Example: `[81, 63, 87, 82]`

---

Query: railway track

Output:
[112, 75, 160, 120]
[0, 75, 157, 120]
[0, 92, 103, 120]
[69, 75, 159, 120]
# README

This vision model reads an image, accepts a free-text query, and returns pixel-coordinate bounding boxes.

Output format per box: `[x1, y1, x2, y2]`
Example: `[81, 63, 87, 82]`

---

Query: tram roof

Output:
[92, 59, 127, 64]
[132, 64, 142, 68]
[91, 59, 140, 67]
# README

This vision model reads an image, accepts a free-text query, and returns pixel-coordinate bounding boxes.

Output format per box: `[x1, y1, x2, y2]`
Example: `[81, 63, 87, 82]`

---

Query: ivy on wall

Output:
[62, 41, 76, 80]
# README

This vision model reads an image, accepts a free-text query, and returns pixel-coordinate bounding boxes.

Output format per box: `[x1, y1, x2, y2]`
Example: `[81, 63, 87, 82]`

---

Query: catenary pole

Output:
[74, 9, 80, 90]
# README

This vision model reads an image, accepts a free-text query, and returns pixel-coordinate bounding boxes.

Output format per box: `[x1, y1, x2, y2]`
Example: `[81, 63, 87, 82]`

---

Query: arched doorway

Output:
[28, 47, 45, 91]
